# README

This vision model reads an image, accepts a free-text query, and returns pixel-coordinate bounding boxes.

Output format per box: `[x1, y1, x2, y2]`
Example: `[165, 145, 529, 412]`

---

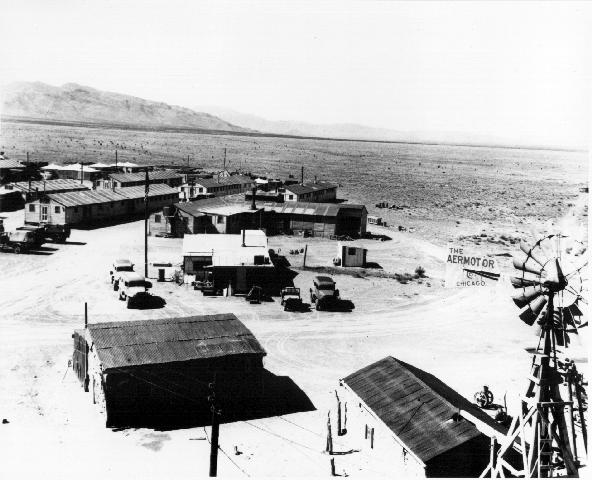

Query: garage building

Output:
[73, 314, 266, 427]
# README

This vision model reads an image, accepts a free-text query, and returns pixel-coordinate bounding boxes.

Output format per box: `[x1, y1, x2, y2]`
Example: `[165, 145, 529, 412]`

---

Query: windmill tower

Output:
[483, 230, 587, 477]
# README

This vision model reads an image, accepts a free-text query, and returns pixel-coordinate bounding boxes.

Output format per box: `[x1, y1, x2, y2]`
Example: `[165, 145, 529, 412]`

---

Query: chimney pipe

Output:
[242, 229, 246, 247]
[250, 187, 257, 210]
[314, 175, 317, 184]
[301, 166, 304, 185]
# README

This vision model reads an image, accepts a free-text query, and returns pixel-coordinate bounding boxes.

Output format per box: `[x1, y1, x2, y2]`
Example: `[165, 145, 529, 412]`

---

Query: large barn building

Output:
[73, 314, 266, 427]
[25, 184, 178, 226]
[340, 357, 505, 478]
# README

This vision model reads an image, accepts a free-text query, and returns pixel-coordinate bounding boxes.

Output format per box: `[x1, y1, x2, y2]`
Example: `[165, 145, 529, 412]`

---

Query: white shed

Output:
[338, 242, 367, 267]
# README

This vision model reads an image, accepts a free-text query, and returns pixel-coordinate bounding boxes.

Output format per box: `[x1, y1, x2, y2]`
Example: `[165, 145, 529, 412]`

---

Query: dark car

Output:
[310, 276, 340, 311]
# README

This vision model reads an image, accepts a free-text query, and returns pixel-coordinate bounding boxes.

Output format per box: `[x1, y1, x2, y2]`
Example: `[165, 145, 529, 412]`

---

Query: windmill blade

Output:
[510, 276, 542, 289]
[519, 295, 547, 326]
[565, 258, 588, 280]
[520, 240, 548, 266]
[512, 285, 545, 308]
[513, 256, 543, 276]
[568, 303, 583, 317]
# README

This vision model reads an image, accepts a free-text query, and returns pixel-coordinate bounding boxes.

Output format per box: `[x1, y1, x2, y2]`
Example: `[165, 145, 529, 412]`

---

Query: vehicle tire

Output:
[126, 298, 131, 309]
[113, 282, 118, 291]
[284, 306, 288, 311]
[14, 245, 21, 254]
[119, 291, 124, 301]
[315, 299, 320, 311]
[281, 299, 285, 306]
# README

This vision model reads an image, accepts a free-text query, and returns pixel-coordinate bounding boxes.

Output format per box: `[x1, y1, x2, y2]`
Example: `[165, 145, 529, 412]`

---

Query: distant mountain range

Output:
[1, 82, 248, 132]
[194, 105, 511, 146]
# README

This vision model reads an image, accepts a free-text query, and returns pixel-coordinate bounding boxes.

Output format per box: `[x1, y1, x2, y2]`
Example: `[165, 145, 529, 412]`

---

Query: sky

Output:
[1, 0, 590, 148]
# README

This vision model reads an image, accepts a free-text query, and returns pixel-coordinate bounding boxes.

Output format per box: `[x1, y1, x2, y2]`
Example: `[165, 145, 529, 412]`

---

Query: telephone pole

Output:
[209, 376, 221, 477]
[144, 168, 149, 277]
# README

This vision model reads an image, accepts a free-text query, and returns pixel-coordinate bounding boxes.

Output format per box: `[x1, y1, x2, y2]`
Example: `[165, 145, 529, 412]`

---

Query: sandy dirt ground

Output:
[0, 197, 587, 477]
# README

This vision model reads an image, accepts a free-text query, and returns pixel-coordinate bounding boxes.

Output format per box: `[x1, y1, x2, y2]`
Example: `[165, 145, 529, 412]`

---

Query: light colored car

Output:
[110, 259, 134, 285]
[115, 272, 150, 308]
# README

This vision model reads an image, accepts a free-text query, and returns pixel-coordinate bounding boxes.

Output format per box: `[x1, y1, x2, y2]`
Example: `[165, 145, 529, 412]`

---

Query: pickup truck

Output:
[110, 259, 135, 285]
[309, 276, 340, 311]
[115, 272, 151, 308]
[0, 230, 36, 254]
[280, 287, 302, 311]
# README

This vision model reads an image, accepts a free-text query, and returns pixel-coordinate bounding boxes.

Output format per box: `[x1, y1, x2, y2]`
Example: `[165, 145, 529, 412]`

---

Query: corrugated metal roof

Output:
[109, 171, 184, 183]
[173, 197, 367, 218]
[13, 179, 89, 193]
[47, 184, 178, 207]
[342, 357, 498, 463]
[0, 159, 26, 169]
[88, 314, 266, 370]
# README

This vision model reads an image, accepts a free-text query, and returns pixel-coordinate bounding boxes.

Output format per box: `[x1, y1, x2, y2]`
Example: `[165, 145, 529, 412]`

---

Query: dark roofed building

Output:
[283, 181, 338, 202]
[340, 357, 502, 477]
[73, 314, 266, 426]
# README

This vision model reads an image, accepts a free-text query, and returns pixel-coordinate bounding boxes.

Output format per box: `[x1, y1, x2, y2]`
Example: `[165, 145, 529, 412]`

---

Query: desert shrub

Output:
[415, 266, 426, 278]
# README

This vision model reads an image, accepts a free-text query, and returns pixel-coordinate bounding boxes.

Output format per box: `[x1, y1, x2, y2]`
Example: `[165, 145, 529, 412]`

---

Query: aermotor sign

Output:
[445, 244, 500, 288]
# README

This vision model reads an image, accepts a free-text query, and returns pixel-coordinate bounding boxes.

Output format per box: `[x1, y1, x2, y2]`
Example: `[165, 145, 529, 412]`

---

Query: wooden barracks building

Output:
[25, 184, 178, 226]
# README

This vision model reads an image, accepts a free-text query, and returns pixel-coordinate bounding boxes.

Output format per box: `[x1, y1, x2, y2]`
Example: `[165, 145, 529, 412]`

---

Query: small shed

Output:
[340, 357, 505, 477]
[74, 314, 267, 426]
[338, 242, 367, 267]
[367, 215, 383, 226]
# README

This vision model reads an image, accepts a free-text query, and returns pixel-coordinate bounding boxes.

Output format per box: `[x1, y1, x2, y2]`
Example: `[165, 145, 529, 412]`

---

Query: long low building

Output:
[11, 179, 89, 201]
[25, 184, 179, 226]
[178, 174, 254, 201]
[150, 195, 367, 238]
[283, 180, 338, 202]
[96, 170, 185, 189]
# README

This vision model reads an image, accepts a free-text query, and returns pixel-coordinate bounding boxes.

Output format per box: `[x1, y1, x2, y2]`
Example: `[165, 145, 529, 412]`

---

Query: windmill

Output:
[482, 229, 588, 478]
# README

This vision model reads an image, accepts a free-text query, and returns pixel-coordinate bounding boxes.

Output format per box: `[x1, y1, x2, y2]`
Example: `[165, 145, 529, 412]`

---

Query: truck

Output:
[309, 276, 340, 311]
[280, 287, 302, 311]
[0, 230, 36, 254]
[114, 272, 151, 308]
[110, 259, 135, 285]
[16, 224, 71, 246]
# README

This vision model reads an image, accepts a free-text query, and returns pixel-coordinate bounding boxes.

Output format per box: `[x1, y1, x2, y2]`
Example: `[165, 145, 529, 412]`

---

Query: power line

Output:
[204, 427, 251, 477]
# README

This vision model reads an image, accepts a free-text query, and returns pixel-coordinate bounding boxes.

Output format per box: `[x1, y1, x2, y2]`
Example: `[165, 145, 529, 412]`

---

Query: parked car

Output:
[115, 272, 151, 308]
[280, 287, 302, 311]
[0, 230, 36, 254]
[110, 259, 134, 284]
[309, 276, 340, 311]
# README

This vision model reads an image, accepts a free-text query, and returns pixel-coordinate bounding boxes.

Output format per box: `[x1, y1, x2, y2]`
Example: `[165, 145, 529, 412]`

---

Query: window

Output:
[154, 215, 161, 223]
[199, 187, 203, 193]
[217, 216, 224, 224]
[54, 206, 60, 214]
[289, 195, 294, 200]
[29, 204, 36, 212]
[348, 247, 356, 255]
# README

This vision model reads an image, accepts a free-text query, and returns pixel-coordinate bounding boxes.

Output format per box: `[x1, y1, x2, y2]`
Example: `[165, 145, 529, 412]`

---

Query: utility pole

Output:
[81, 163, 84, 185]
[209, 375, 221, 477]
[187, 155, 189, 170]
[115, 149, 118, 167]
[144, 168, 149, 277]
[223, 148, 226, 173]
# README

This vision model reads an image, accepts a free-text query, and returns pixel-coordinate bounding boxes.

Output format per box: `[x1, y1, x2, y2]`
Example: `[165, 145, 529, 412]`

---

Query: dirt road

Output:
[0, 213, 587, 477]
